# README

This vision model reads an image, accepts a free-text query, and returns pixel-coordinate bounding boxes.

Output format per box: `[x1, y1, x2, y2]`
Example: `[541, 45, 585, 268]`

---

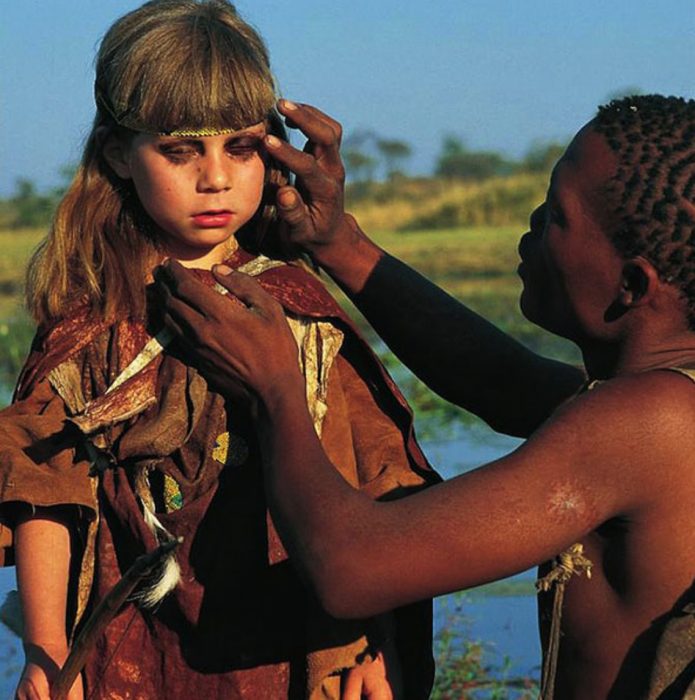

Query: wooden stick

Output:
[51, 538, 181, 700]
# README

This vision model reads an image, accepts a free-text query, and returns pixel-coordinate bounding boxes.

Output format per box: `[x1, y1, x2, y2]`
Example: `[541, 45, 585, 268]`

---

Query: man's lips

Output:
[191, 210, 234, 227]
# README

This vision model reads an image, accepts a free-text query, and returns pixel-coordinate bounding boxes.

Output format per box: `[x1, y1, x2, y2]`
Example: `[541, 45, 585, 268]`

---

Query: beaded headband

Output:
[95, 88, 260, 137]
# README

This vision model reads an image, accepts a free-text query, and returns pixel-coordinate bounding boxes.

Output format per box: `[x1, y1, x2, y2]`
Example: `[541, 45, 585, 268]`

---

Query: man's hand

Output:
[266, 101, 382, 290]
[154, 261, 304, 404]
[266, 100, 346, 254]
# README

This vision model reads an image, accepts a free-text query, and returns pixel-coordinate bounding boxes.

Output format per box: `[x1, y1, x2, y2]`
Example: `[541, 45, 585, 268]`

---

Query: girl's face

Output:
[111, 123, 267, 267]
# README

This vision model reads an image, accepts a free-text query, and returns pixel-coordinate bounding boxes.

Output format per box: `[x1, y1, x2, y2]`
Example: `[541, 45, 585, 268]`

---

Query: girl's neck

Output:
[162, 235, 239, 271]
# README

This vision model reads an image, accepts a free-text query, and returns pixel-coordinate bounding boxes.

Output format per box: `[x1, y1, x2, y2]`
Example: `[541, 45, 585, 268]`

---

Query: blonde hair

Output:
[27, 0, 288, 325]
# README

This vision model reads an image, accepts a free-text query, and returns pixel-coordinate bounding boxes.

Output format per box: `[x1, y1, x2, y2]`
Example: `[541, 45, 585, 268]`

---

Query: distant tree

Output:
[53, 162, 78, 199]
[375, 138, 412, 180]
[343, 130, 379, 184]
[344, 129, 376, 150]
[521, 139, 566, 174]
[343, 148, 378, 183]
[435, 136, 511, 180]
[10, 178, 55, 229]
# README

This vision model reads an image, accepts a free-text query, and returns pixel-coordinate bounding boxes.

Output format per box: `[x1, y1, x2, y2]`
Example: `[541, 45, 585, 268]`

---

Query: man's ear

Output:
[100, 128, 132, 179]
[619, 257, 659, 307]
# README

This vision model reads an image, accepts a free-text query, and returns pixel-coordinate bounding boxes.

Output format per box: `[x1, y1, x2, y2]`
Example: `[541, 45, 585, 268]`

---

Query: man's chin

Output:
[519, 294, 565, 337]
[518, 291, 537, 324]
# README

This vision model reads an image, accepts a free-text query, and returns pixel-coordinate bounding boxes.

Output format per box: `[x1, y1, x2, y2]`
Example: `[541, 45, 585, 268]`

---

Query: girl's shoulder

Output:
[17, 311, 148, 401]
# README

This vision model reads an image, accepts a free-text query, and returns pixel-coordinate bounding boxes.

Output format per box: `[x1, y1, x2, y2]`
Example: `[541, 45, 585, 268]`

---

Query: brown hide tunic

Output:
[0, 253, 439, 699]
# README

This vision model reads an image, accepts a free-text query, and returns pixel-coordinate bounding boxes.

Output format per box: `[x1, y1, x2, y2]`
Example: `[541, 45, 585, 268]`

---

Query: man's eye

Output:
[549, 206, 565, 226]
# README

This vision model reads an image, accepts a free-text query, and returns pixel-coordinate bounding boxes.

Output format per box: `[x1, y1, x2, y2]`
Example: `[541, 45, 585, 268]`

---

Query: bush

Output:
[432, 593, 538, 699]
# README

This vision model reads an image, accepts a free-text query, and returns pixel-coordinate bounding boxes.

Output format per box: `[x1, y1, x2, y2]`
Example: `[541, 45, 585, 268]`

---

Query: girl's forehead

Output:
[96, 86, 272, 138]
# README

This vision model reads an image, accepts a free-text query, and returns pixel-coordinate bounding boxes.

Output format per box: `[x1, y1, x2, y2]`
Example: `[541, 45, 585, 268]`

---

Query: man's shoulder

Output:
[495, 368, 695, 527]
[524, 369, 695, 474]
[578, 369, 695, 430]
[546, 369, 695, 483]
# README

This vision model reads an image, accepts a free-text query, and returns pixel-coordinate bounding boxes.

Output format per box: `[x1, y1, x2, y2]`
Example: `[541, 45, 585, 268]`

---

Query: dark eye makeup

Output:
[158, 135, 264, 163]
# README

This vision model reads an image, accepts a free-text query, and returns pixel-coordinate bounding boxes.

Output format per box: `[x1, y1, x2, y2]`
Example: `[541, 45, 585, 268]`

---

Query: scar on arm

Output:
[546, 480, 595, 524]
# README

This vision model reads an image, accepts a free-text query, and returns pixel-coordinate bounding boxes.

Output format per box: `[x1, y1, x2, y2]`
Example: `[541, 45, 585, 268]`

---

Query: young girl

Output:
[0, 1, 439, 698]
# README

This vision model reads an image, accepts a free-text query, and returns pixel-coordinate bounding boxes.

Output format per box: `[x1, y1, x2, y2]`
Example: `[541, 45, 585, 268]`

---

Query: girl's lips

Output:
[191, 211, 233, 227]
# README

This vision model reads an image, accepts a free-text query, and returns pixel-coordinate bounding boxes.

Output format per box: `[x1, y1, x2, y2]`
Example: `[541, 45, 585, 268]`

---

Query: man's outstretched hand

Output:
[154, 260, 304, 405]
[266, 100, 382, 291]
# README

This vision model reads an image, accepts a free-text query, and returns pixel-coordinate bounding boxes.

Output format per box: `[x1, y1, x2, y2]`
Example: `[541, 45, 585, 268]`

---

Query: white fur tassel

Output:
[130, 500, 182, 609]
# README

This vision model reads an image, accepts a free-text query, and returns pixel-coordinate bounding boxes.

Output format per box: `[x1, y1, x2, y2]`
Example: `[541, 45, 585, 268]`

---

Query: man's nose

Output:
[518, 232, 532, 259]
[528, 203, 546, 234]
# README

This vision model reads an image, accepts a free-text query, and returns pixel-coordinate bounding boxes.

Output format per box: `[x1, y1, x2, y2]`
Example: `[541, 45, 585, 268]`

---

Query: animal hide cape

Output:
[0, 250, 440, 699]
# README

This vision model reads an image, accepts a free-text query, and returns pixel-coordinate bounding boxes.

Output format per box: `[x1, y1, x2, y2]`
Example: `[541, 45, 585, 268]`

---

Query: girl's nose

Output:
[197, 154, 232, 192]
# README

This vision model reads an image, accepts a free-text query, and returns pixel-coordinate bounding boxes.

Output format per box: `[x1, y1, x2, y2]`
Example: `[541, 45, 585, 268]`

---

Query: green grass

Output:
[0, 228, 44, 317]
[347, 174, 548, 232]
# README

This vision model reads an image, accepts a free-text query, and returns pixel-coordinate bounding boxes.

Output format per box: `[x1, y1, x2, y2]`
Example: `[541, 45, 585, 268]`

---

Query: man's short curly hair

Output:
[593, 94, 695, 326]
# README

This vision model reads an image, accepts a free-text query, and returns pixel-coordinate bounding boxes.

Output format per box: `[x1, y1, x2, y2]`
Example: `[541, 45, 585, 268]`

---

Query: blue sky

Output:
[2, 0, 694, 195]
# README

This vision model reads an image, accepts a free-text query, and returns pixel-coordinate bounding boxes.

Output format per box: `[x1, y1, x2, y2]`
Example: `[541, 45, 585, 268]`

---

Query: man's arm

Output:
[256, 363, 683, 618]
[154, 264, 679, 617]
[352, 250, 583, 435]
[255, 371, 598, 616]
[265, 102, 583, 436]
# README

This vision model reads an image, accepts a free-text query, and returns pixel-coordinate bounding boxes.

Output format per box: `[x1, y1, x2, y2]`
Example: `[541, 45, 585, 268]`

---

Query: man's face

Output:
[517, 126, 624, 342]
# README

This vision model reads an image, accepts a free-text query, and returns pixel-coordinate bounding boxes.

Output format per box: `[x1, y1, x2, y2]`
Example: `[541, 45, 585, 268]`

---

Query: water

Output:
[0, 568, 22, 698]
[424, 428, 541, 690]
[0, 424, 540, 697]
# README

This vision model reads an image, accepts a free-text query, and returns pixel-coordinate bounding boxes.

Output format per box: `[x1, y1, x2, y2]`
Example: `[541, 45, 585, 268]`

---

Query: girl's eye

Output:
[226, 139, 262, 159]
[160, 145, 196, 162]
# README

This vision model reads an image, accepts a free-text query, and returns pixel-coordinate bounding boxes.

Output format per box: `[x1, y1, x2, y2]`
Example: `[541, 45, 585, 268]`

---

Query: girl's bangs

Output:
[132, 69, 275, 135]
[105, 16, 277, 135]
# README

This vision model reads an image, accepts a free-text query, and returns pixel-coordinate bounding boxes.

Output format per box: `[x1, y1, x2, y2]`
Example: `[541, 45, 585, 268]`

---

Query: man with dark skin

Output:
[156, 95, 695, 698]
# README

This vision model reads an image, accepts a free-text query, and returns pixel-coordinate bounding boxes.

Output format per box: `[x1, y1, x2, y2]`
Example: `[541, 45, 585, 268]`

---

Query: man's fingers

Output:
[275, 100, 343, 172]
[277, 100, 342, 146]
[265, 135, 326, 181]
[161, 294, 207, 343]
[155, 260, 230, 319]
[211, 268, 282, 316]
[274, 187, 316, 240]
[279, 100, 342, 136]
